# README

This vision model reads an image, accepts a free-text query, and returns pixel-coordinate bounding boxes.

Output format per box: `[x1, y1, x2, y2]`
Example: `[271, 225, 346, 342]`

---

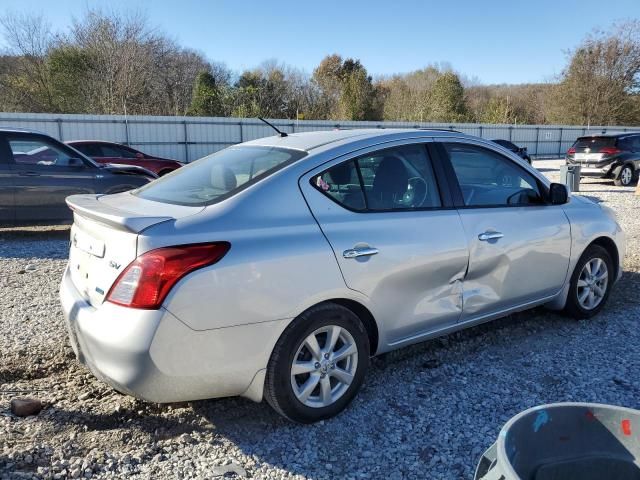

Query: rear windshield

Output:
[133, 146, 307, 206]
[572, 137, 616, 151]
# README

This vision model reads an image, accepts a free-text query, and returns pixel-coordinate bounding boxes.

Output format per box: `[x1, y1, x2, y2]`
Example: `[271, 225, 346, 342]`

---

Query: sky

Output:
[1, 0, 639, 85]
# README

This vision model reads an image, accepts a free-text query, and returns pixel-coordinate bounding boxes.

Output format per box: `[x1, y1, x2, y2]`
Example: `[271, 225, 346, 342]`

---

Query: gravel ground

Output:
[1, 159, 639, 480]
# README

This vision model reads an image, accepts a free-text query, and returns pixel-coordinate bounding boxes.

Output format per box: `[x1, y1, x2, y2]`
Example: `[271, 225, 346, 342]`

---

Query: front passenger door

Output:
[440, 141, 571, 320]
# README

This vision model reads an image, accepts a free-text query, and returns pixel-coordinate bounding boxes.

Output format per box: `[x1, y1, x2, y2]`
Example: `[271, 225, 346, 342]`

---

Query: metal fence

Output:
[1, 112, 639, 162]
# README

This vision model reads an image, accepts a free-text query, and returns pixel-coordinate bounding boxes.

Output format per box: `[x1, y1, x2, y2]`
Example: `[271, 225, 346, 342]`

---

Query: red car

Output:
[66, 140, 183, 176]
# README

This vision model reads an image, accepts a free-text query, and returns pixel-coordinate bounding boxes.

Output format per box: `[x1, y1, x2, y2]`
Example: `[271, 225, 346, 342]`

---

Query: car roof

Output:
[240, 128, 468, 152]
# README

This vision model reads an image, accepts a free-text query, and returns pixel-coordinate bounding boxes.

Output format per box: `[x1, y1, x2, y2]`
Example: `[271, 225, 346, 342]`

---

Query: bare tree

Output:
[0, 11, 57, 111]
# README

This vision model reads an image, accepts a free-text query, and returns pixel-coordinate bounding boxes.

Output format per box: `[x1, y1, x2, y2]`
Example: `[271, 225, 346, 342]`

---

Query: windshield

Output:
[133, 146, 307, 206]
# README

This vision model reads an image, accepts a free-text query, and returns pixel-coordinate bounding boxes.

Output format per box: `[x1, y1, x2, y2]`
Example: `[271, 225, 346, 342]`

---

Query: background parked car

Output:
[66, 140, 183, 176]
[0, 129, 154, 226]
[566, 132, 640, 186]
[490, 139, 532, 164]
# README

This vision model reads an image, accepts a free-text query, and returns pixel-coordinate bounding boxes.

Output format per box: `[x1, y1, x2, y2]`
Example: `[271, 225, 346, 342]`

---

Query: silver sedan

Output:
[59, 129, 625, 423]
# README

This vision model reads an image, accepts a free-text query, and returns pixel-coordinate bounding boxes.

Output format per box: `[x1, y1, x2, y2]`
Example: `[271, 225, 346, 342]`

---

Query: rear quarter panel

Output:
[139, 166, 365, 332]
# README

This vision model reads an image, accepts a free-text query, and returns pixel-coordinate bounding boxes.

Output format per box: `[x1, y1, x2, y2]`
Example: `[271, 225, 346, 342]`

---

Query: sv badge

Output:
[109, 260, 121, 270]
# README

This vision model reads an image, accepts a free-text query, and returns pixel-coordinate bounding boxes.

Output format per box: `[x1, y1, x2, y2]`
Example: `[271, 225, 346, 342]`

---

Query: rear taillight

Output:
[567, 147, 576, 155]
[106, 242, 230, 309]
[599, 147, 621, 155]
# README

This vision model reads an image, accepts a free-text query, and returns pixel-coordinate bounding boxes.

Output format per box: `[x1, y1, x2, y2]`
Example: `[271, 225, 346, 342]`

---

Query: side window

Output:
[357, 144, 441, 210]
[314, 160, 366, 211]
[444, 143, 543, 207]
[631, 136, 640, 152]
[8, 138, 76, 167]
[99, 144, 125, 158]
[73, 143, 101, 157]
[118, 146, 138, 159]
[312, 144, 441, 211]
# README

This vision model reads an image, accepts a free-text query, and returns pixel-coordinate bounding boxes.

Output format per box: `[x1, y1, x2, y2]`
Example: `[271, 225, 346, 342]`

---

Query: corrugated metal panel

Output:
[0, 112, 639, 162]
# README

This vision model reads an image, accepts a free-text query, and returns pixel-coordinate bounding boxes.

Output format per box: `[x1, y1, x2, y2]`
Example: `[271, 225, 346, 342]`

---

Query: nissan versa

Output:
[60, 129, 625, 423]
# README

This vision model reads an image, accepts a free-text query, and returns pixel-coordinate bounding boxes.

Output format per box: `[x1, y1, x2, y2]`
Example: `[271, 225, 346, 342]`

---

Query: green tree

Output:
[548, 21, 640, 126]
[48, 46, 93, 113]
[188, 71, 225, 116]
[429, 71, 468, 122]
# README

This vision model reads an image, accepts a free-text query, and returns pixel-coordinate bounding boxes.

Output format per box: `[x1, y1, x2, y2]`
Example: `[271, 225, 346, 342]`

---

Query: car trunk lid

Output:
[66, 193, 203, 307]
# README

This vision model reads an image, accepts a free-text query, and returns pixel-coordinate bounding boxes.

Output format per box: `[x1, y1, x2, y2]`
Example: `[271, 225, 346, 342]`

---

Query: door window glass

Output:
[357, 144, 441, 210]
[444, 143, 543, 207]
[313, 144, 441, 211]
[9, 139, 76, 167]
[72, 143, 102, 157]
[313, 161, 366, 211]
[99, 145, 126, 158]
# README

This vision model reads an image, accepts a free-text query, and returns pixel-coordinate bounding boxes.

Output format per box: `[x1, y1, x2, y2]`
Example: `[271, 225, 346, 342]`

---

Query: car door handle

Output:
[478, 231, 504, 241]
[343, 247, 379, 259]
[19, 171, 40, 177]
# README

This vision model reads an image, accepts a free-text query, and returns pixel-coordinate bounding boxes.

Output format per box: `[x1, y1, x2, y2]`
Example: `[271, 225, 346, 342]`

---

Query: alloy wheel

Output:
[620, 167, 633, 186]
[577, 257, 609, 310]
[290, 325, 358, 408]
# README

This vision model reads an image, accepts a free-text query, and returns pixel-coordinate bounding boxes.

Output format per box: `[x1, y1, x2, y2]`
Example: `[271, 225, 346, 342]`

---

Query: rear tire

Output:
[563, 245, 614, 319]
[264, 303, 369, 423]
[614, 165, 635, 186]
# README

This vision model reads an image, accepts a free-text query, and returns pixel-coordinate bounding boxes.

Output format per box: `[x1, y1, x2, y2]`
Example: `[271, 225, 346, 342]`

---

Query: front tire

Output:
[264, 303, 369, 423]
[614, 165, 635, 186]
[563, 245, 614, 319]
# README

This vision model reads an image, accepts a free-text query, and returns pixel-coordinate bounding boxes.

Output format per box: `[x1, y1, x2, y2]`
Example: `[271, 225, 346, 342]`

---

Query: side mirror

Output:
[68, 157, 84, 167]
[135, 152, 144, 159]
[549, 183, 568, 205]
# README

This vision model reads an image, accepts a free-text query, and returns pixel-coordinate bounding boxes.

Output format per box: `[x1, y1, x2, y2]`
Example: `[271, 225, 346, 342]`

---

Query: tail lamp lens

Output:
[106, 242, 230, 309]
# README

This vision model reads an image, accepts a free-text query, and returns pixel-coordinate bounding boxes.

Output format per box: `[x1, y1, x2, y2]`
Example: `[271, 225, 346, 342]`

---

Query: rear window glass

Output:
[573, 137, 616, 150]
[134, 146, 306, 206]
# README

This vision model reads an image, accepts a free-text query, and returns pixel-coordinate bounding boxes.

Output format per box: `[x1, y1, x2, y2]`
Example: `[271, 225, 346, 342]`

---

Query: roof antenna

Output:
[258, 117, 288, 137]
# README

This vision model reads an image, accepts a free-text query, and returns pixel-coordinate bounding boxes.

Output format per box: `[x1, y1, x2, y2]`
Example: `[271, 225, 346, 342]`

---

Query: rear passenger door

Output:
[437, 141, 571, 320]
[300, 140, 469, 346]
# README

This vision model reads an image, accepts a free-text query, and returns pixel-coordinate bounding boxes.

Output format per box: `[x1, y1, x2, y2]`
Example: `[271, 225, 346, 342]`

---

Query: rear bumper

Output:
[579, 166, 611, 178]
[59, 266, 284, 403]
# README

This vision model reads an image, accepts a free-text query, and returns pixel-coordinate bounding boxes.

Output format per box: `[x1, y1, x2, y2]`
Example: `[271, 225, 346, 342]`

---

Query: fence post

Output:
[558, 127, 563, 157]
[124, 118, 130, 146]
[56, 118, 63, 140]
[239, 121, 244, 142]
[479, 125, 483, 138]
[182, 120, 189, 163]
[508, 125, 513, 141]
[535, 127, 540, 158]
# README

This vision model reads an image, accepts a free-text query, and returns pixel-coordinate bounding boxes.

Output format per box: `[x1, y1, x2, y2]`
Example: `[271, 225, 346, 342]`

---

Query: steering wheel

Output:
[402, 177, 428, 207]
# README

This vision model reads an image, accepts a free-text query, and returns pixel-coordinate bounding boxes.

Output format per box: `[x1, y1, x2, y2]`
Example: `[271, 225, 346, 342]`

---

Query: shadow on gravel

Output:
[0, 227, 70, 259]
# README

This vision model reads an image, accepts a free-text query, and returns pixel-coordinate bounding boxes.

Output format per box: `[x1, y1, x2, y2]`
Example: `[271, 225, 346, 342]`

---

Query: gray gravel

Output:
[2, 160, 640, 479]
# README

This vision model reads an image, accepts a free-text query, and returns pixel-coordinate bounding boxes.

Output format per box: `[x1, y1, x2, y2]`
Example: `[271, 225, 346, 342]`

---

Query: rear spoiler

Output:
[66, 194, 173, 233]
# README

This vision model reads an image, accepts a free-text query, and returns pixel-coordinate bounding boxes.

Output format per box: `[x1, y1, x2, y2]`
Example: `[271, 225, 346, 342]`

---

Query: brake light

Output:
[599, 147, 621, 155]
[567, 147, 576, 155]
[106, 242, 230, 309]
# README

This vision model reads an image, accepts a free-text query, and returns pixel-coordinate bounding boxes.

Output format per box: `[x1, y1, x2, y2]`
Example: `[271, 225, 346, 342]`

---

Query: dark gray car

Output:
[0, 129, 154, 226]
[566, 132, 640, 186]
